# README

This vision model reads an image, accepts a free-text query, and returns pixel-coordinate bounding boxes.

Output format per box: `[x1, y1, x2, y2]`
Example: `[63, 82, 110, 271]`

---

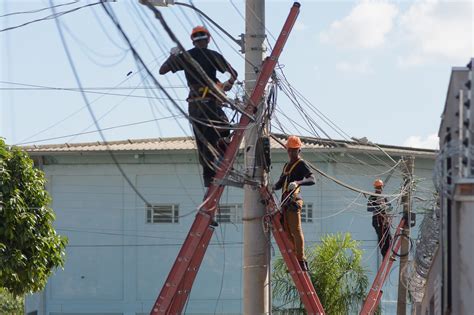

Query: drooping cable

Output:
[50, 0, 152, 206]
[1, 2, 100, 33]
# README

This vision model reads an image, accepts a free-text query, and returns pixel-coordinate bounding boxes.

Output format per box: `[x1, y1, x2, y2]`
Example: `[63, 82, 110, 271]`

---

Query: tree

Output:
[0, 288, 23, 314]
[273, 233, 368, 314]
[0, 138, 67, 296]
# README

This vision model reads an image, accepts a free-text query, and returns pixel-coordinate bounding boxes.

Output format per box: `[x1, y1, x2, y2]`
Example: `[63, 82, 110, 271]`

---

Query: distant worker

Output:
[367, 179, 393, 259]
[159, 26, 238, 188]
[273, 136, 315, 271]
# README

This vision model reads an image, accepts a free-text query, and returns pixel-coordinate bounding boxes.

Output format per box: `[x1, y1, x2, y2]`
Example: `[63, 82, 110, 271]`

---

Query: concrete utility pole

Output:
[243, 0, 269, 314]
[397, 156, 414, 315]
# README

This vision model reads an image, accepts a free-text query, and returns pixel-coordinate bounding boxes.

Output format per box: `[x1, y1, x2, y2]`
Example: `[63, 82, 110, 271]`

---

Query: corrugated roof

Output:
[22, 133, 437, 158]
[23, 137, 196, 152]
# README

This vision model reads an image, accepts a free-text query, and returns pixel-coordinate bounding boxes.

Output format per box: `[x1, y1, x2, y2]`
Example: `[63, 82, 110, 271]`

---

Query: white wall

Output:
[25, 150, 435, 315]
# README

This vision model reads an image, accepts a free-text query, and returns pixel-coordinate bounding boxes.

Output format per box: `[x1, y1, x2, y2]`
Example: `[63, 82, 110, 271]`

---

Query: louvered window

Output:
[146, 204, 179, 223]
[216, 204, 242, 224]
[301, 203, 313, 223]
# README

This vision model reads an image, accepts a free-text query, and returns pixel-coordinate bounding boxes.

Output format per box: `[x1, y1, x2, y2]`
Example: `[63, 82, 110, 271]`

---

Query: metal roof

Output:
[22, 134, 437, 158]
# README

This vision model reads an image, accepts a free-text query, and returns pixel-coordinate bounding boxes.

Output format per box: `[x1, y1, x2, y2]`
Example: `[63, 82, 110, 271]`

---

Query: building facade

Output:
[24, 136, 436, 315]
[417, 61, 474, 315]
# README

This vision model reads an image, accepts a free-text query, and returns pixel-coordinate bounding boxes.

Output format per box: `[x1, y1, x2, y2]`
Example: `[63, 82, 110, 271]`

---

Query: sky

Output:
[0, 0, 473, 149]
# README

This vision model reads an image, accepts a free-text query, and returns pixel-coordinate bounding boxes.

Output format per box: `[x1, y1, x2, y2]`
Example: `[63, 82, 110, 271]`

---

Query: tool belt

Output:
[187, 85, 216, 102]
[187, 83, 228, 103]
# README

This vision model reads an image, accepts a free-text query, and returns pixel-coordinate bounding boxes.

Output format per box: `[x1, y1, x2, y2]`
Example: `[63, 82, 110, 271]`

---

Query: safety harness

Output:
[282, 159, 302, 195]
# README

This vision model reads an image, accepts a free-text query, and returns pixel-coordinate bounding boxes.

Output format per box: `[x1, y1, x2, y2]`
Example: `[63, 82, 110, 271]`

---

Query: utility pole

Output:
[397, 156, 414, 315]
[243, 0, 269, 314]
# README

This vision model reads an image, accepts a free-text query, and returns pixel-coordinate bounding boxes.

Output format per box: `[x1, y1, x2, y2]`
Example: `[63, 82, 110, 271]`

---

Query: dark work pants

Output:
[188, 99, 230, 187]
[372, 214, 392, 258]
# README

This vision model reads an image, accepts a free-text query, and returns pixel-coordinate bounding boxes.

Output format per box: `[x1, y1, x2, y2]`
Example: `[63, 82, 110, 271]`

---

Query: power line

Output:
[14, 114, 183, 145]
[50, 0, 152, 207]
[0, 0, 79, 18]
[103, 2, 255, 181]
[11, 52, 173, 144]
[0, 2, 100, 33]
[0, 86, 187, 91]
[0, 80, 187, 99]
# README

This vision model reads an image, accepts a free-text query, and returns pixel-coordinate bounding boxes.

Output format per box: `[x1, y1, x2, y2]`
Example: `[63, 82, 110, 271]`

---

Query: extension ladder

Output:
[150, 3, 301, 314]
[260, 187, 326, 315]
[359, 218, 407, 315]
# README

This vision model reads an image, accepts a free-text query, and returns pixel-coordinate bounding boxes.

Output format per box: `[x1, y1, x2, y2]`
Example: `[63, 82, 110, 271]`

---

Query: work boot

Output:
[299, 260, 309, 272]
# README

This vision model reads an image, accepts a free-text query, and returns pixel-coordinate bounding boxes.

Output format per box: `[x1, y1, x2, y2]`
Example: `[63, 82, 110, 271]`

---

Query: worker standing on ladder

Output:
[273, 135, 315, 271]
[159, 26, 238, 188]
[367, 179, 393, 259]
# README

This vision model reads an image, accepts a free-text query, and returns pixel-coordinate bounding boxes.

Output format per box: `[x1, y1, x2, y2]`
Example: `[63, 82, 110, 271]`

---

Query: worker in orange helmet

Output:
[272, 135, 315, 271]
[159, 26, 238, 189]
[367, 179, 393, 258]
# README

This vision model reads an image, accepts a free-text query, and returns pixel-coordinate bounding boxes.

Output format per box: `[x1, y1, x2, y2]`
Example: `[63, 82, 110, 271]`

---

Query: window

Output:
[301, 203, 313, 223]
[216, 204, 242, 224]
[146, 204, 179, 223]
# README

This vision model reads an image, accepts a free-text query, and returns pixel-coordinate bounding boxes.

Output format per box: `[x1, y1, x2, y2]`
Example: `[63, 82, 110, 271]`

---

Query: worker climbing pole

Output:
[141, 0, 418, 313]
[149, 3, 302, 314]
[361, 157, 415, 314]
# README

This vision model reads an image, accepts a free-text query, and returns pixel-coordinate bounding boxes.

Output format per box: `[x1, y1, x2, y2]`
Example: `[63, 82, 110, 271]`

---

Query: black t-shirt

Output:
[165, 47, 235, 92]
[274, 159, 312, 197]
[367, 195, 391, 215]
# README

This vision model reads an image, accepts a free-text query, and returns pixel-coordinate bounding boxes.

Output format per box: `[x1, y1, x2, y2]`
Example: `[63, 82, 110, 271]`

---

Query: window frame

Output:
[146, 204, 180, 224]
[301, 203, 313, 223]
[216, 203, 243, 224]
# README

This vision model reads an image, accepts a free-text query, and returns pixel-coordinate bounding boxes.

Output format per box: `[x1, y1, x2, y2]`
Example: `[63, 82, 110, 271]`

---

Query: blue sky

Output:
[1, 0, 473, 149]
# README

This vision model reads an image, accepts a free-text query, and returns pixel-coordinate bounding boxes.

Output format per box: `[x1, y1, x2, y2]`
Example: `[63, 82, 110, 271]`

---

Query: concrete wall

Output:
[420, 249, 442, 315]
[453, 182, 474, 315]
[25, 149, 435, 315]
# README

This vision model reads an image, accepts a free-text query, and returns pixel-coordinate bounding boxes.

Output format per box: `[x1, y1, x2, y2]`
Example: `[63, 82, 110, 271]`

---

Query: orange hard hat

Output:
[286, 135, 302, 149]
[373, 179, 384, 188]
[190, 26, 210, 41]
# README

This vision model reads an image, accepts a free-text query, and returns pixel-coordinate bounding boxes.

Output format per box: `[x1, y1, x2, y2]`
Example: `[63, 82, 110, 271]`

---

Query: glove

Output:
[170, 46, 182, 56]
[288, 181, 298, 191]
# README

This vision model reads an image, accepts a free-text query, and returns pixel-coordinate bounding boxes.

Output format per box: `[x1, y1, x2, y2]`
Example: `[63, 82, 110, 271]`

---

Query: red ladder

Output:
[260, 187, 326, 315]
[359, 218, 407, 315]
[150, 3, 301, 314]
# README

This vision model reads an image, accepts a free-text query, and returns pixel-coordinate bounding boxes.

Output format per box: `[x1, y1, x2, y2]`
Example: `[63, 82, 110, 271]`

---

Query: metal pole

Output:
[397, 156, 414, 315]
[243, 0, 269, 314]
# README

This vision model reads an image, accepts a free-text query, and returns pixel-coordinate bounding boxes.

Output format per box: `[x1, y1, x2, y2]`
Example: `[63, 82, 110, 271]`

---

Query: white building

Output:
[24, 135, 436, 315]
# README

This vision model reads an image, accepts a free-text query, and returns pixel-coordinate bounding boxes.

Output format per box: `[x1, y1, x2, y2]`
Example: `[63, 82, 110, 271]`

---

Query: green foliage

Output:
[0, 138, 67, 296]
[0, 288, 23, 314]
[273, 233, 369, 315]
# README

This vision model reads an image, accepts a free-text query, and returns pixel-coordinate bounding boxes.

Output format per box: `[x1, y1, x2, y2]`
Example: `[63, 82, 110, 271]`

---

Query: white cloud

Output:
[398, 0, 473, 65]
[403, 134, 439, 149]
[319, 0, 399, 49]
[336, 59, 374, 74]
